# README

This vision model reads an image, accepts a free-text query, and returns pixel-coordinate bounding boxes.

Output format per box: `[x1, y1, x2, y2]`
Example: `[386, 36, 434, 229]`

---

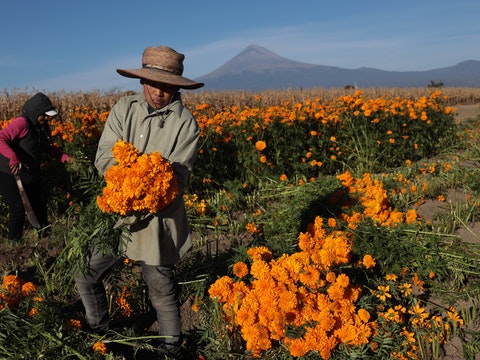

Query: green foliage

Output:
[45, 156, 123, 296]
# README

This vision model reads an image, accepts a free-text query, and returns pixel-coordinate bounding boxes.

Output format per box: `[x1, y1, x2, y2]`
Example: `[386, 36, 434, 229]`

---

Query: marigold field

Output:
[1, 87, 480, 359]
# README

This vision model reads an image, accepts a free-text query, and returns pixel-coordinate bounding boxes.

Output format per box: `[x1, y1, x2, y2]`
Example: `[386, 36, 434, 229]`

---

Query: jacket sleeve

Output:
[0, 117, 29, 166]
[168, 110, 200, 194]
[94, 101, 125, 175]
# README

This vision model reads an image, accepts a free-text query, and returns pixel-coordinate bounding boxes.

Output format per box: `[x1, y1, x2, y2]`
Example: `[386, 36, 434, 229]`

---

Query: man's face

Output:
[37, 114, 52, 125]
[142, 80, 179, 109]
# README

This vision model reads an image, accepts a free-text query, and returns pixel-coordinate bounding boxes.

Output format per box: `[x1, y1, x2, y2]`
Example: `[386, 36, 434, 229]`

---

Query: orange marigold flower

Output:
[191, 302, 200, 312]
[405, 209, 418, 224]
[255, 140, 267, 151]
[233, 262, 249, 278]
[208, 276, 234, 302]
[310, 159, 323, 167]
[21, 282, 37, 296]
[279, 174, 288, 181]
[116, 286, 133, 318]
[250, 259, 271, 280]
[245, 222, 260, 234]
[362, 254, 376, 269]
[412, 273, 425, 289]
[93, 341, 107, 355]
[337, 170, 354, 187]
[65, 319, 82, 330]
[2, 275, 22, 292]
[327, 217, 336, 228]
[28, 307, 39, 317]
[358, 308, 371, 323]
[325, 271, 336, 283]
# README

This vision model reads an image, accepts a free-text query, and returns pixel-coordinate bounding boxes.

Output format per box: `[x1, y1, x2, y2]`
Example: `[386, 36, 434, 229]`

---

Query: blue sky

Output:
[1, 0, 479, 92]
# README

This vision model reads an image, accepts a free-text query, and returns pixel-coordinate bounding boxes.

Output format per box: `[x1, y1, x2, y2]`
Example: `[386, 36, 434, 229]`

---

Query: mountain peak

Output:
[202, 44, 315, 78]
[241, 44, 279, 57]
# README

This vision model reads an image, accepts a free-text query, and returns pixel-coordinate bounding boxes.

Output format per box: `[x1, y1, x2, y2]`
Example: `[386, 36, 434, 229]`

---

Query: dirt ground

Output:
[454, 104, 480, 122]
[1, 104, 479, 359]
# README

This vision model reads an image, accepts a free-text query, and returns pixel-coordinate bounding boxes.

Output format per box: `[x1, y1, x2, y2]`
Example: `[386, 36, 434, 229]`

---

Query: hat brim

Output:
[117, 68, 204, 89]
[45, 109, 58, 116]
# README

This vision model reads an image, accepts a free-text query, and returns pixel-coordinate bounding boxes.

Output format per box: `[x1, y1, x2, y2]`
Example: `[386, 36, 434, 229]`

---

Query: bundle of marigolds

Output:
[97, 140, 178, 216]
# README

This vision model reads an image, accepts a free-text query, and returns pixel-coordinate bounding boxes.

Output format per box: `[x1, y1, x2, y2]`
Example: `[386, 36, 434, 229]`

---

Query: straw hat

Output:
[117, 46, 204, 89]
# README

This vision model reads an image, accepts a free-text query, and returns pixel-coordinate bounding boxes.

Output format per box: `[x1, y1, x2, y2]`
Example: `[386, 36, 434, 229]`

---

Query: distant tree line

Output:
[428, 80, 444, 88]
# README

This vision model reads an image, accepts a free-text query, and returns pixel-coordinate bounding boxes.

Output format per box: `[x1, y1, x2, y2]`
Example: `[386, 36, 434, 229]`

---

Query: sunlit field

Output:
[1, 87, 480, 359]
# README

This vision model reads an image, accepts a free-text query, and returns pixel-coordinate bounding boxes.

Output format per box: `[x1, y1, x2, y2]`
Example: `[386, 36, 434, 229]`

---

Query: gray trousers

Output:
[74, 248, 181, 344]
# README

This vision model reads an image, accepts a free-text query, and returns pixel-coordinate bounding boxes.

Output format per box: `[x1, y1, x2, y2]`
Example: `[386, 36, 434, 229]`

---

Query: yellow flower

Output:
[446, 307, 464, 325]
[385, 273, 398, 281]
[375, 285, 392, 301]
[398, 282, 412, 296]
[401, 327, 416, 343]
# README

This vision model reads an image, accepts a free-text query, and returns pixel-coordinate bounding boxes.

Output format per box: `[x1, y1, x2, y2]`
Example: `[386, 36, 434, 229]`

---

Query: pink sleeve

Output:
[47, 145, 71, 163]
[0, 117, 29, 166]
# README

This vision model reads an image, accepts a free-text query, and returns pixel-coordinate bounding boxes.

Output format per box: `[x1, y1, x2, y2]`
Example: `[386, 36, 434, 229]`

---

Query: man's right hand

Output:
[10, 163, 20, 175]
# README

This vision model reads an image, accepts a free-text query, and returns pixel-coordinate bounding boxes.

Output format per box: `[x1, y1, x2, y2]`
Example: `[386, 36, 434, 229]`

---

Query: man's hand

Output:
[10, 163, 20, 175]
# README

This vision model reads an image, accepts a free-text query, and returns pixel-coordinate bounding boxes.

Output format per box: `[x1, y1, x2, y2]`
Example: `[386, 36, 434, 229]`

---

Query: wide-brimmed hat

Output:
[117, 46, 204, 89]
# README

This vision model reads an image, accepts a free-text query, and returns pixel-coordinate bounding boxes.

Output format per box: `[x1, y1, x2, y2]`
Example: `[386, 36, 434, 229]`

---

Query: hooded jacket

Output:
[95, 92, 200, 266]
[0, 93, 69, 181]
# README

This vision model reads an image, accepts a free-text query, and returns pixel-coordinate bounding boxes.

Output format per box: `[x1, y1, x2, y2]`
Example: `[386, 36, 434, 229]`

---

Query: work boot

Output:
[156, 341, 184, 359]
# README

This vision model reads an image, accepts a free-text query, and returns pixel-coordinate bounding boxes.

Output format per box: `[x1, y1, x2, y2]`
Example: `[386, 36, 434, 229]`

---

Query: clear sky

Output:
[1, 0, 479, 92]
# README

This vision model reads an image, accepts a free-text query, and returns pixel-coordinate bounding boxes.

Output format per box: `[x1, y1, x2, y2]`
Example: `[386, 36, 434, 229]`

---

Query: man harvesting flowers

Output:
[74, 45, 204, 359]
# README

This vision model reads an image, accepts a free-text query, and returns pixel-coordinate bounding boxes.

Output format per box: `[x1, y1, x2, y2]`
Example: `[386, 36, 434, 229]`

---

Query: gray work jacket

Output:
[95, 92, 199, 265]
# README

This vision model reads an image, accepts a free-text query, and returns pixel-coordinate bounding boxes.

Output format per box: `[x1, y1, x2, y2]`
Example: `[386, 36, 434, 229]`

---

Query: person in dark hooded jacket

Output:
[0, 92, 72, 243]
